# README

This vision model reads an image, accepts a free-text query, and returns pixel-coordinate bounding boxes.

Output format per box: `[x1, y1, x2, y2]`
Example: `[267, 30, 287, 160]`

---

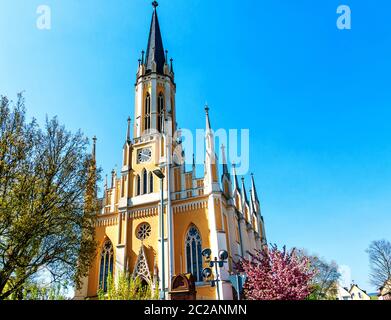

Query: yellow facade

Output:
[75, 2, 266, 301]
[349, 284, 371, 300]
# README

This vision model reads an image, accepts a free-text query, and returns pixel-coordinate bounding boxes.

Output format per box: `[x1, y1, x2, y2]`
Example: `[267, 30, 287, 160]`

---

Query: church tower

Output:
[134, 1, 176, 139]
[75, 1, 267, 301]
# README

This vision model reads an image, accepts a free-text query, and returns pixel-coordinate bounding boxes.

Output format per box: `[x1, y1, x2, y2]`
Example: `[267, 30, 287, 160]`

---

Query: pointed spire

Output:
[251, 173, 259, 203]
[205, 104, 211, 131]
[126, 117, 131, 142]
[249, 188, 254, 213]
[232, 163, 240, 192]
[145, 1, 166, 74]
[92, 136, 97, 161]
[221, 144, 229, 176]
[241, 177, 248, 204]
[111, 169, 116, 189]
[104, 174, 108, 190]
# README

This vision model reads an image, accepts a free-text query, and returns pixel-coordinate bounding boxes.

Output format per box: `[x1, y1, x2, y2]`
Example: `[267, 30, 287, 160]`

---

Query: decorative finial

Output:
[205, 103, 210, 114]
[170, 58, 174, 73]
[127, 117, 131, 142]
[141, 50, 145, 64]
[165, 50, 168, 61]
[111, 169, 116, 189]
[152, 1, 159, 9]
[92, 136, 97, 160]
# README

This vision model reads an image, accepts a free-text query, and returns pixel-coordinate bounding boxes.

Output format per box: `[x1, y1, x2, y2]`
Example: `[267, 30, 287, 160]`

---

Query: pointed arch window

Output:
[144, 93, 151, 131]
[185, 225, 203, 282]
[99, 240, 114, 292]
[136, 175, 141, 196]
[142, 169, 148, 195]
[157, 93, 165, 133]
[149, 172, 154, 193]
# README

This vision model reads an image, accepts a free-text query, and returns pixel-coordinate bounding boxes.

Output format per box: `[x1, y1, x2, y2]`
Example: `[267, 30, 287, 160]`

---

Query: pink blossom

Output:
[239, 245, 316, 300]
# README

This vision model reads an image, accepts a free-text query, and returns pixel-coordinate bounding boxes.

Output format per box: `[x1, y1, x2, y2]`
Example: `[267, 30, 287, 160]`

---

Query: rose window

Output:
[136, 223, 152, 240]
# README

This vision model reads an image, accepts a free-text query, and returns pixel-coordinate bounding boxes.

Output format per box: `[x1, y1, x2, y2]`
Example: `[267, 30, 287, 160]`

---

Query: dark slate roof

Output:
[145, 5, 166, 74]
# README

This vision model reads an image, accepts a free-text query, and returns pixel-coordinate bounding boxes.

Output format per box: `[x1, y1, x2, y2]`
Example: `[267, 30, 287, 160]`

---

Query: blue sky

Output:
[1, 0, 391, 292]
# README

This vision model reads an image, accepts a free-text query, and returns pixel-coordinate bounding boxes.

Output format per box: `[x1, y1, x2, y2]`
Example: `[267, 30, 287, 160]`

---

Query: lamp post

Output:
[201, 249, 229, 300]
[153, 169, 165, 300]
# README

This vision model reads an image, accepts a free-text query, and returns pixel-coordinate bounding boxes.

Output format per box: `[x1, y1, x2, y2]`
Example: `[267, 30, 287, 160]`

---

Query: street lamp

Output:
[153, 169, 165, 300]
[201, 249, 229, 300]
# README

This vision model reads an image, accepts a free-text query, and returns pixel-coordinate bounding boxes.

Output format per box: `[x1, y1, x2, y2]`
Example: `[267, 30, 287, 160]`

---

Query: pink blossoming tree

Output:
[239, 245, 316, 300]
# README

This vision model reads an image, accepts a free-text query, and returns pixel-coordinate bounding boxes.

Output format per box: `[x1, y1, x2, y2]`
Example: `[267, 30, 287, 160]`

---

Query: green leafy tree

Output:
[296, 250, 340, 300]
[6, 281, 68, 300]
[307, 256, 340, 300]
[98, 272, 158, 300]
[0, 94, 100, 300]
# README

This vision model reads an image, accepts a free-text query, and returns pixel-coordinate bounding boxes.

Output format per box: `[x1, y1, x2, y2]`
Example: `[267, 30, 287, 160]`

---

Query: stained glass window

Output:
[99, 240, 114, 292]
[136, 175, 141, 196]
[136, 223, 152, 241]
[185, 225, 203, 282]
[142, 169, 148, 195]
[149, 172, 153, 193]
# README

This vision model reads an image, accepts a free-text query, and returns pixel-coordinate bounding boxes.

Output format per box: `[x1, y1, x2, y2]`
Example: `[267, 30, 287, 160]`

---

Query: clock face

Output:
[137, 148, 152, 163]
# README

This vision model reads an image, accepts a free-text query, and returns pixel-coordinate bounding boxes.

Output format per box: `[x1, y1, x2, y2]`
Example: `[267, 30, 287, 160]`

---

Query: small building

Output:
[379, 279, 391, 300]
[336, 285, 351, 300]
[349, 284, 370, 300]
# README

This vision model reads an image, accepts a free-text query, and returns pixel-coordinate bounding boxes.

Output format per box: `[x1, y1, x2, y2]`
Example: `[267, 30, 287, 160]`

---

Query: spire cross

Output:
[152, 1, 159, 9]
[221, 144, 226, 154]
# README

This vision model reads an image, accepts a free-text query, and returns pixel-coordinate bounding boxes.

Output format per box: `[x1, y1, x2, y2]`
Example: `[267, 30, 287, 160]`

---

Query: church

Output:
[75, 1, 267, 300]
